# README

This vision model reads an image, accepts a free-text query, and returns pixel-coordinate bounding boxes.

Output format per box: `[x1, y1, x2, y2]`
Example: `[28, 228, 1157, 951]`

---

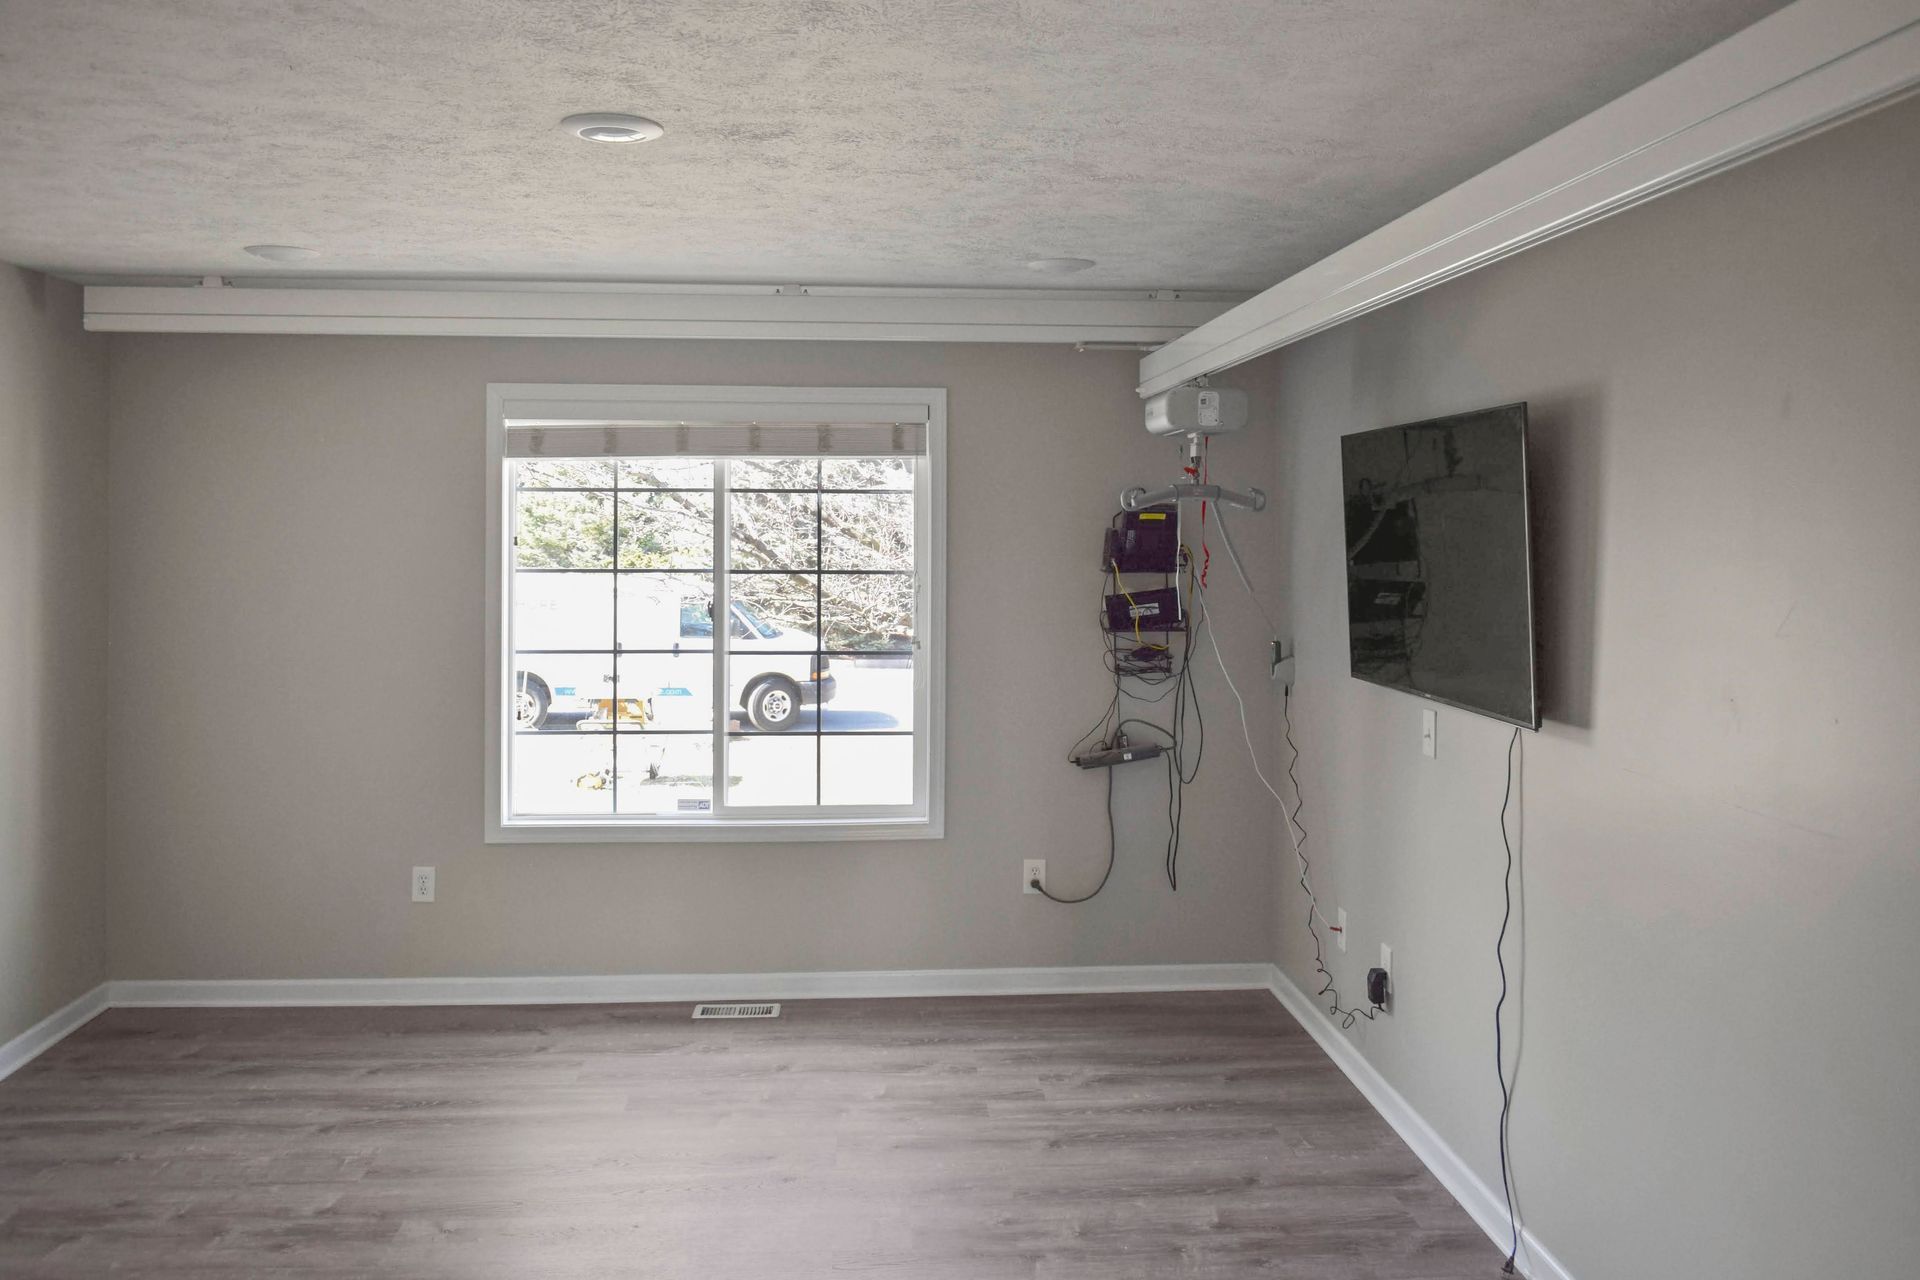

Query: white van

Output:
[511, 578, 835, 733]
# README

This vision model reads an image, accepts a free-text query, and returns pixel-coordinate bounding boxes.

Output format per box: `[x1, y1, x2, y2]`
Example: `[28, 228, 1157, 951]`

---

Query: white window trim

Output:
[484, 383, 947, 843]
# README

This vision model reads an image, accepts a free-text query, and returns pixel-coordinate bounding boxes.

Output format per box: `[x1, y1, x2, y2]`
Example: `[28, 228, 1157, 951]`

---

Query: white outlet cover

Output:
[1380, 942, 1392, 974]
[1335, 907, 1347, 952]
[1023, 859, 1046, 895]
[1420, 708, 1437, 758]
[411, 866, 435, 903]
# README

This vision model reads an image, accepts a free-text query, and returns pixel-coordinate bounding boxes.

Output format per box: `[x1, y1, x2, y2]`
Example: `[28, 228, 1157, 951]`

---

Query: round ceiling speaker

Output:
[561, 113, 666, 144]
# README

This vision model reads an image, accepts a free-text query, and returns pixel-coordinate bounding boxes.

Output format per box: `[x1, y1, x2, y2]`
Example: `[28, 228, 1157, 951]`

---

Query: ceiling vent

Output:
[692, 1002, 781, 1020]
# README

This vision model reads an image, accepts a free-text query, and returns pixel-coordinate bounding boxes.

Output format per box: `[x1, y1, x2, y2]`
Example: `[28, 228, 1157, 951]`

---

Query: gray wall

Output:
[0, 269, 109, 1043]
[104, 337, 1280, 980]
[1258, 96, 1920, 1279]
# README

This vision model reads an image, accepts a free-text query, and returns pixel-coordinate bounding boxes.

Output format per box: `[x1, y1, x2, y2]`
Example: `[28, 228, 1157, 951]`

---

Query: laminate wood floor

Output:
[0, 992, 1501, 1279]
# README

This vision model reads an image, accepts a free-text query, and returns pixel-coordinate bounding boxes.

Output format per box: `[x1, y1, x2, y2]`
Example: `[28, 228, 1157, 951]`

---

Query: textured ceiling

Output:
[0, 0, 1790, 289]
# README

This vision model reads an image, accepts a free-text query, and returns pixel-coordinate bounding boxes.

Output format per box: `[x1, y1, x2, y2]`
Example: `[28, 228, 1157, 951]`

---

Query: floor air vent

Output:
[692, 1002, 781, 1020]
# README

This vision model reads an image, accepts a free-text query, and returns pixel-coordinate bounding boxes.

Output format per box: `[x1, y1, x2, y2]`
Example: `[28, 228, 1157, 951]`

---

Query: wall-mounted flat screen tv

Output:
[1342, 403, 1538, 728]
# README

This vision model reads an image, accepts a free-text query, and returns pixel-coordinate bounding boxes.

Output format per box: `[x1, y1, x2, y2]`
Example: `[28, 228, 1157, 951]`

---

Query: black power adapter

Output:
[1366, 967, 1390, 1007]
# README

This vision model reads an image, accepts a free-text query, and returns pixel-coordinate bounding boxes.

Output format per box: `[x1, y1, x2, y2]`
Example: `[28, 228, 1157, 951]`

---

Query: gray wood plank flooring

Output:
[0, 991, 1501, 1278]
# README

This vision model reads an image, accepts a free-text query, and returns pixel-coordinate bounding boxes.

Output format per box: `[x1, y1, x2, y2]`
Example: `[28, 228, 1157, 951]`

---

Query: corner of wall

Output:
[0, 266, 112, 1044]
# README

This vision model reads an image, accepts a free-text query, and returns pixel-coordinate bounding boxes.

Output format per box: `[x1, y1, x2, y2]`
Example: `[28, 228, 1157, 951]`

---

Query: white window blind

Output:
[504, 420, 929, 459]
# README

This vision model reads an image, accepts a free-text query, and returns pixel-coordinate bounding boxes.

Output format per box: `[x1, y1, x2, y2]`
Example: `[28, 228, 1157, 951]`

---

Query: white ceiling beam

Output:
[81, 282, 1246, 344]
[1139, 0, 1920, 397]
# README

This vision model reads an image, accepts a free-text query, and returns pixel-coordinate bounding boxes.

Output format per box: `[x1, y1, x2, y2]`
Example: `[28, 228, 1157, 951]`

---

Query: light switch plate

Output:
[1271, 639, 1295, 689]
[1420, 708, 1436, 758]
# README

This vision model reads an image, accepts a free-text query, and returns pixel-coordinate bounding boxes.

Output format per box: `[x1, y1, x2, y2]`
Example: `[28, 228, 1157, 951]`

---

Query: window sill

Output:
[486, 815, 943, 844]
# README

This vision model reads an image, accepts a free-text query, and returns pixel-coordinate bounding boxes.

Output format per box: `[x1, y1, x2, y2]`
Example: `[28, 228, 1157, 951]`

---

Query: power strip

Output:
[1072, 741, 1166, 770]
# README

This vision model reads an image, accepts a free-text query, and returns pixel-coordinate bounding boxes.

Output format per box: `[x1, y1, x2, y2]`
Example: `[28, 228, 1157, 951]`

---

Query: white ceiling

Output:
[0, 0, 1789, 290]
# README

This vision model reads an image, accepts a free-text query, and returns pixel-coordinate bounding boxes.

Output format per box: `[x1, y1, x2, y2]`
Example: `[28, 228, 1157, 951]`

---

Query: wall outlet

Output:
[1420, 708, 1437, 758]
[411, 866, 435, 903]
[1380, 942, 1392, 977]
[1023, 859, 1046, 895]
[1335, 907, 1348, 952]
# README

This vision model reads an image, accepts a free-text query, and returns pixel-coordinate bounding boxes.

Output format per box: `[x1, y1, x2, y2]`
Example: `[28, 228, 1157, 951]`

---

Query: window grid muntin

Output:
[507, 454, 920, 821]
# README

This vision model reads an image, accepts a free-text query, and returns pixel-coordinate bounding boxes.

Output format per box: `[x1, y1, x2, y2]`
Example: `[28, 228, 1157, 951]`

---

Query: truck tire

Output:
[513, 675, 551, 730]
[746, 677, 801, 732]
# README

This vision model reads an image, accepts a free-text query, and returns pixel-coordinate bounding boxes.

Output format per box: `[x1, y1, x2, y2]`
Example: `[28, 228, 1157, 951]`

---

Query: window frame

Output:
[484, 383, 947, 843]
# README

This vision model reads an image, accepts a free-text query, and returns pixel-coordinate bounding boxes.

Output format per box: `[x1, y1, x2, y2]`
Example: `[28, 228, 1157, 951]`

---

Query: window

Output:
[486, 385, 945, 841]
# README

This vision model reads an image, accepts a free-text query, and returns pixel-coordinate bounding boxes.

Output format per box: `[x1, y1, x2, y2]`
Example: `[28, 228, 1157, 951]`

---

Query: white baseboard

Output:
[1263, 964, 1575, 1280]
[107, 961, 1272, 1008]
[0, 983, 110, 1084]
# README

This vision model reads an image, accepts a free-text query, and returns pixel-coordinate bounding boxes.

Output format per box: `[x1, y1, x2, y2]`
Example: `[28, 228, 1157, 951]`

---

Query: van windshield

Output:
[679, 598, 785, 641]
[732, 603, 782, 639]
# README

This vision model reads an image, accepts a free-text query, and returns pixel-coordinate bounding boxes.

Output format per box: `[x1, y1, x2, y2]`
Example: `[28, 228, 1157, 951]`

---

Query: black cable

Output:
[1115, 716, 1182, 891]
[1068, 563, 1123, 764]
[1174, 614, 1205, 785]
[1156, 589, 1204, 890]
[1053, 524, 1205, 904]
[1494, 725, 1523, 1273]
[1282, 688, 1380, 1031]
[1166, 577, 1197, 886]
[1059, 541, 1190, 901]
[1067, 685, 1120, 763]
[1046, 573, 1138, 906]
[1178, 639, 1201, 894]
[1158, 621, 1187, 889]
[1031, 766, 1116, 904]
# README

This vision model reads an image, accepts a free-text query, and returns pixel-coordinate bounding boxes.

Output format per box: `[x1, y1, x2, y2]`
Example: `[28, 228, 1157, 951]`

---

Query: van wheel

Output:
[746, 678, 801, 732]
[513, 676, 551, 730]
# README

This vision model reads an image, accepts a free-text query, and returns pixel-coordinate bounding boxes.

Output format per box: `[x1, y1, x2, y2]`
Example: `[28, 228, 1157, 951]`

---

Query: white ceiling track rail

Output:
[1139, 0, 1920, 396]
[81, 280, 1246, 344]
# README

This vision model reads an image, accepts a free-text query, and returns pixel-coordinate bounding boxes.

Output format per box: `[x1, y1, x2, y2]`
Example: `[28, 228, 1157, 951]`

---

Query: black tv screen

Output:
[1342, 403, 1538, 728]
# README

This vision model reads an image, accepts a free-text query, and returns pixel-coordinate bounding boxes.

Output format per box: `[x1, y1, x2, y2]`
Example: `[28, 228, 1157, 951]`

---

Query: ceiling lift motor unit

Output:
[1144, 383, 1250, 438]
[1124, 381, 1266, 515]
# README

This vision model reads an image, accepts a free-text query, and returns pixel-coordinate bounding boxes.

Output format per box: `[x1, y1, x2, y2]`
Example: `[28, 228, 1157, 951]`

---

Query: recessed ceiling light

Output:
[1026, 257, 1096, 274]
[243, 244, 320, 262]
[561, 112, 666, 144]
